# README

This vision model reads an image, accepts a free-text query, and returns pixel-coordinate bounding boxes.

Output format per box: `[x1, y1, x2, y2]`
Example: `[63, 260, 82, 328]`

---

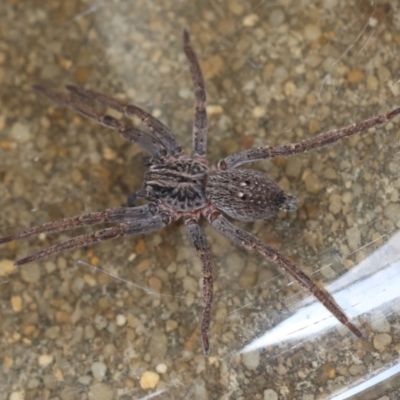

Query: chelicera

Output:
[1, 30, 400, 354]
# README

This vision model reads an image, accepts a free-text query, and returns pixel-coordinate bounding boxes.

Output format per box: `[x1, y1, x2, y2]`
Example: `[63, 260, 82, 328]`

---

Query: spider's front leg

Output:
[220, 105, 400, 169]
[32, 85, 167, 159]
[209, 213, 362, 338]
[183, 29, 208, 158]
[185, 218, 214, 355]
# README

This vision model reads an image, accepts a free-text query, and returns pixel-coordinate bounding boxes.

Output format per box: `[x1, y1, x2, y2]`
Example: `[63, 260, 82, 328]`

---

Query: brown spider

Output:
[1, 30, 400, 354]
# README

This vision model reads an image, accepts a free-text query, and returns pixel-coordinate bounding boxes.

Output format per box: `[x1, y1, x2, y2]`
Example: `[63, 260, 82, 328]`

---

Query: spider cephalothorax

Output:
[144, 159, 209, 212]
[1, 29, 400, 354]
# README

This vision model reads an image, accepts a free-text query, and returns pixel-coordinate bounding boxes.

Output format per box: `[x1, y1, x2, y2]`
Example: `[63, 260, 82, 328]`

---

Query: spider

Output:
[1, 30, 400, 355]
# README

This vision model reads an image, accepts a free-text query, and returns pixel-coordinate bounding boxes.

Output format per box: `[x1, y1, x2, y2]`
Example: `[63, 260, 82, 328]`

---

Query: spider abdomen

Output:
[206, 169, 295, 221]
[144, 159, 209, 212]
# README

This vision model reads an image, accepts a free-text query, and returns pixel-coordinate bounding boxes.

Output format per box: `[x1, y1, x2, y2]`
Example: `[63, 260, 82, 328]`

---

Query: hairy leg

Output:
[13, 213, 170, 266]
[32, 85, 166, 159]
[65, 85, 182, 156]
[220, 106, 400, 169]
[183, 29, 208, 158]
[0, 204, 157, 244]
[210, 213, 362, 338]
[185, 219, 213, 354]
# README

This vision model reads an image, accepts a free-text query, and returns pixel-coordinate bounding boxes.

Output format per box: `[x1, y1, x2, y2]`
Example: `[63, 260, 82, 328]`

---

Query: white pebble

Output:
[241, 350, 260, 370]
[156, 363, 168, 374]
[116, 314, 126, 326]
[91, 362, 107, 381]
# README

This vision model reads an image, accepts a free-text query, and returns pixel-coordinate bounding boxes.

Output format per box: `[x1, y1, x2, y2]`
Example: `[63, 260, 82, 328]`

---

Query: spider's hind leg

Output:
[185, 218, 214, 355]
[210, 213, 363, 338]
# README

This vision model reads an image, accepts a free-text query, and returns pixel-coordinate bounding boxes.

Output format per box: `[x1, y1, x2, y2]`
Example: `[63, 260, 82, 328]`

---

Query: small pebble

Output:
[9, 391, 24, 400]
[227, 0, 244, 15]
[94, 314, 107, 330]
[349, 364, 366, 376]
[286, 157, 302, 178]
[323, 0, 338, 8]
[366, 74, 379, 91]
[89, 382, 113, 400]
[116, 314, 126, 326]
[183, 276, 198, 293]
[21, 264, 41, 283]
[347, 69, 365, 83]
[202, 55, 225, 79]
[206, 105, 223, 116]
[140, 371, 160, 389]
[102, 147, 117, 160]
[252, 106, 267, 118]
[277, 364, 287, 375]
[3, 355, 13, 373]
[302, 170, 320, 193]
[45, 326, 60, 339]
[373, 333, 392, 352]
[10, 122, 31, 143]
[389, 80, 400, 97]
[370, 311, 391, 333]
[149, 331, 168, 358]
[135, 238, 146, 254]
[91, 362, 107, 381]
[243, 14, 259, 27]
[0, 259, 16, 276]
[156, 363, 168, 374]
[368, 17, 378, 28]
[329, 193, 342, 215]
[11, 296, 22, 312]
[85, 324, 95, 340]
[55, 311, 70, 324]
[38, 354, 54, 367]
[136, 258, 150, 272]
[269, 9, 285, 26]
[284, 81, 296, 96]
[149, 276, 162, 291]
[264, 389, 278, 400]
[346, 227, 361, 252]
[241, 350, 260, 370]
[78, 375, 92, 385]
[304, 24, 321, 41]
[83, 274, 97, 287]
[166, 319, 178, 332]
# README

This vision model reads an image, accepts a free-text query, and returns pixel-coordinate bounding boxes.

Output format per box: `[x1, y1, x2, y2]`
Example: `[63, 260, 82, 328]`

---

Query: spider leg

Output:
[64, 85, 182, 157]
[183, 29, 208, 158]
[185, 219, 213, 355]
[0, 204, 156, 244]
[32, 85, 166, 159]
[210, 213, 362, 338]
[14, 213, 170, 266]
[220, 105, 400, 169]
